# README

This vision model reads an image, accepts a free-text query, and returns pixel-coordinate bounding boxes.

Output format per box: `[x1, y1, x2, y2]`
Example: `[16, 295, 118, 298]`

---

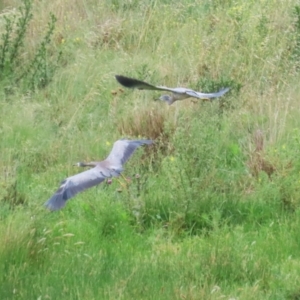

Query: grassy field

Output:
[1, 0, 300, 299]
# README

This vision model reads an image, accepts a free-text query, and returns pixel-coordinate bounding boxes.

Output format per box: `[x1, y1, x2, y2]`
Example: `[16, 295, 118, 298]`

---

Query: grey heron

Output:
[45, 139, 153, 211]
[115, 75, 230, 105]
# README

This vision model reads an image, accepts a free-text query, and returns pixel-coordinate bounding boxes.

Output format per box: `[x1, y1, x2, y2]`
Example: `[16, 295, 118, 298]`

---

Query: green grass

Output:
[1, 0, 300, 299]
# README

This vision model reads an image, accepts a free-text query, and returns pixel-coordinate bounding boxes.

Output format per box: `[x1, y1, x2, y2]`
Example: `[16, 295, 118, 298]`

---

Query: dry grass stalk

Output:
[116, 105, 176, 156]
[247, 129, 276, 179]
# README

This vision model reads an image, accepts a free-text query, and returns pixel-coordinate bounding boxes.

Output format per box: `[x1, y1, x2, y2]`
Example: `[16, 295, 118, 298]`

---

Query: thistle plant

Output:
[0, 0, 61, 93]
[0, 0, 32, 79]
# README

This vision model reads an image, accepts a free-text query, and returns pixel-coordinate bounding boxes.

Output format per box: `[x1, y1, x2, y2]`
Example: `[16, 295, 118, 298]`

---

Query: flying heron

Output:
[115, 75, 230, 105]
[45, 139, 153, 211]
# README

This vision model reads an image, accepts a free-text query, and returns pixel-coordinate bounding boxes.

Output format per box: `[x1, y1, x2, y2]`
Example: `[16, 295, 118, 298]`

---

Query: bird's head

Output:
[158, 94, 174, 105]
[73, 161, 98, 168]
[73, 162, 85, 167]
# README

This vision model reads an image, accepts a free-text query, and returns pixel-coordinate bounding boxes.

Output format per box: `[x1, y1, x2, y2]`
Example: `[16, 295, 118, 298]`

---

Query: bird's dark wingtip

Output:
[144, 140, 154, 145]
[132, 139, 154, 146]
[115, 75, 142, 89]
[44, 194, 66, 211]
[114, 74, 156, 90]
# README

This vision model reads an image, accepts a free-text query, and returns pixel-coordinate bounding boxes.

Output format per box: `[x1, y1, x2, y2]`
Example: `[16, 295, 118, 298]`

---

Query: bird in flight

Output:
[115, 75, 230, 105]
[45, 139, 153, 211]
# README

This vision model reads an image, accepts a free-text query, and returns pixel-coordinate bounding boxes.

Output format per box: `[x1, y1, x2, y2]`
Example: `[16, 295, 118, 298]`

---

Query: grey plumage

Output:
[45, 139, 153, 211]
[115, 75, 230, 105]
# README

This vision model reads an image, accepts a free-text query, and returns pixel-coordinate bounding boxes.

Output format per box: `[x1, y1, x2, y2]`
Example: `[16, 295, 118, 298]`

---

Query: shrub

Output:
[0, 0, 61, 93]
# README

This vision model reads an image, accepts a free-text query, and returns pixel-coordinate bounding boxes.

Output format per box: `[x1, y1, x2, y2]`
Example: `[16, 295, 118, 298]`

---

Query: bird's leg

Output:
[73, 162, 84, 167]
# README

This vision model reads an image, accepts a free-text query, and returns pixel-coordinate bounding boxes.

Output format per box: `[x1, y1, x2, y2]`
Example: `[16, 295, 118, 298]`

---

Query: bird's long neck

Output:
[173, 93, 188, 101]
[167, 96, 175, 105]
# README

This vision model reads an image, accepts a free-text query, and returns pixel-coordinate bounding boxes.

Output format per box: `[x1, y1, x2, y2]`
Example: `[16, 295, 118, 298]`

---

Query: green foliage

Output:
[0, 0, 33, 80]
[291, 4, 300, 70]
[20, 13, 60, 91]
[0, 0, 61, 93]
[1, 0, 300, 299]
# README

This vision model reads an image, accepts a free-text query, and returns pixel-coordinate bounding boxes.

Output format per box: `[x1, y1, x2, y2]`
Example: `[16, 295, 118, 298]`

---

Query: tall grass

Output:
[1, 0, 300, 299]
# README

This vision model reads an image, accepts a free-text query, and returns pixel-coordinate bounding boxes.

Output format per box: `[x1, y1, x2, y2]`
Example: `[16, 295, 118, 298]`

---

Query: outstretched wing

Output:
[186, 87, 230, 99]
[106, 139, 153, 166]
[115, 75, 174, 93]
[45, 167, 108, 211]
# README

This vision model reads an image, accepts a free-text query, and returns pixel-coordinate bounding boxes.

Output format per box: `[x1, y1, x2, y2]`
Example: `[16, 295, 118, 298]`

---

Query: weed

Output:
[0, 0, 33, 81]
[247, 129, 276, 179]
[0, 0, 61, 93]
[116, 105, 176, 157]
[19, 13, 60, 90]
[290, 4, 300, 70]
[1, 180, 26, 208]
[88, 17, 124, 50]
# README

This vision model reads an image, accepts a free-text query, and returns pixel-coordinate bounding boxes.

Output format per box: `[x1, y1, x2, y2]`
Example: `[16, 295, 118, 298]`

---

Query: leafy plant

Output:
[18, 13, 60, 90]
[0, 0, 33, 80]
[290, 4, 300, 70]
[0, 0, 61, 93]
